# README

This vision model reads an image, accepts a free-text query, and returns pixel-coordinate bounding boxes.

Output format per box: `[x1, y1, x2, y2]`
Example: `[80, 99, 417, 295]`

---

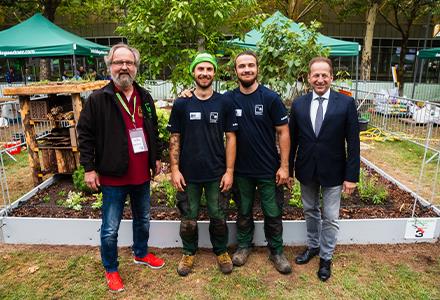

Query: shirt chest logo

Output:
[190, 112, 202, 120]
[210, 112, 219, 123]
[235, 109, 242, 117]
[255, 104, 263, 115]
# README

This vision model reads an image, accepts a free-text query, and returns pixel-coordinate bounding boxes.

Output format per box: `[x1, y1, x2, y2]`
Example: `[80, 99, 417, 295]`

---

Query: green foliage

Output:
[58, 190, 67, 197]
[62, 191, 87, 211]
[43, 195, 51, 203]
[91, 192, 103, 210]
[358, 169, 388, 205]
[72, 166, 92, 193]
[156, 108, 171, 146]
[257, 17, 329, 102]
[154, 180, 177, 208]
[288, 181, 303, 208]
[117, 0, 264, 89]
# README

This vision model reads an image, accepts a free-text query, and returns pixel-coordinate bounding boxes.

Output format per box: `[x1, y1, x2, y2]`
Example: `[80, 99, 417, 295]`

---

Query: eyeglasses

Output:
[111, 60, 135, 67]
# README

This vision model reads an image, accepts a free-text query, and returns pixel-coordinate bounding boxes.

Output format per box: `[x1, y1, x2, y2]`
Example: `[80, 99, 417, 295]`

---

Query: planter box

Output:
[1, 161, 439, 247]
[1, 217, 439, 247]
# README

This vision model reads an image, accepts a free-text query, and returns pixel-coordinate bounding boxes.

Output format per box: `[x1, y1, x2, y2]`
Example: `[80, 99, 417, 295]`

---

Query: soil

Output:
[8, 165, 439, 220]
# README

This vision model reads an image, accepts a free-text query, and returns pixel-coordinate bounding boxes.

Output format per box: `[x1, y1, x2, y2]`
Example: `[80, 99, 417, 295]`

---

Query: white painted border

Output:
[1, 217, 439, 246]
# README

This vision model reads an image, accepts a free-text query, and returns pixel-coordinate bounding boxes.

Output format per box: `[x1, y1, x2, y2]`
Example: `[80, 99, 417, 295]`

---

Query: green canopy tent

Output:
[411, 48, 440, 97]
[0, 13, 110, 80]
[230, 11, 361, 97]
[418, 48, 440, 59]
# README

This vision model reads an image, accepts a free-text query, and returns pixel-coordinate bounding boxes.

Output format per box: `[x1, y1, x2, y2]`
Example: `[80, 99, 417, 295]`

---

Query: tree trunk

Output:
[39, 59, 50, 81]
[287, 0, 298, 19]
[197, 21, 205, 51]
[397, 36, 409, 96]
[40, 0, 62, 21]
[361, 2, 378, 81]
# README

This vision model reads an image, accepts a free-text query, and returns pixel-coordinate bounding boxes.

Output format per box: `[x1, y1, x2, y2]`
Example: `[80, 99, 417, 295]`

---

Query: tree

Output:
[257, 17, 329, 102]
[258, 0, 324, 21]
[379, 0, 439, 95]
[118, 0, 263, 89]
[328, 0, 383, 81]
[1, 0, 120, 80]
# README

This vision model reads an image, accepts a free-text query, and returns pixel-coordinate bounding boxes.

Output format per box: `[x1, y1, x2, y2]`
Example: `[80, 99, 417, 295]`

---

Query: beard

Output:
[237, 72, 257, 88]
[195, 75, 214, 89]
[112, 72, 135, 90]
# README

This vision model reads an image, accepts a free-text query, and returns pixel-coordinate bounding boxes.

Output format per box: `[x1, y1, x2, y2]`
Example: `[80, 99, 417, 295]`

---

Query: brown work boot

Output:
[217, 252, 233, 274]
[269, 253, 292, 274]
[177, 254, 195, 276]
[232, 247, 252, 266]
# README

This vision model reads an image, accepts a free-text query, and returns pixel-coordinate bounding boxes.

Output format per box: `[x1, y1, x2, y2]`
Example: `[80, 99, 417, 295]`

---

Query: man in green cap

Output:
[168, 52, 238, 276]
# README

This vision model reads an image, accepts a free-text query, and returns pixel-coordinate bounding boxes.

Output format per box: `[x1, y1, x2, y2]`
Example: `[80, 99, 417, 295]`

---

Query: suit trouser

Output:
[176, 180, 229, 256]
[300, 182, 342, 261]
[233, 176, 284, 255]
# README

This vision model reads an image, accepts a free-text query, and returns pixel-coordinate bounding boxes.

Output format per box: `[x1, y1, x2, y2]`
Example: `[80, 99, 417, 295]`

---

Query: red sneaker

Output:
[134, 253, 165, 269]
[105, 271, 124, 292]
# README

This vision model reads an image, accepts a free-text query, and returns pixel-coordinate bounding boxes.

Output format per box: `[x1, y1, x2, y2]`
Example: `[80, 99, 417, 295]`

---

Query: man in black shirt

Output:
[227, 51, 292, 275]
[168, 53, 238, 276]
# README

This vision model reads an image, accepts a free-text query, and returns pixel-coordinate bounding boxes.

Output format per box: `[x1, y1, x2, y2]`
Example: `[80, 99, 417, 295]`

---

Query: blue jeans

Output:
[100, 182, 151, 272]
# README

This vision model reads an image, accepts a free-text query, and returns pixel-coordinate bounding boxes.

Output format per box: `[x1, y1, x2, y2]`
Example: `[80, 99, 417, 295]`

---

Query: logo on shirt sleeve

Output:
[210, 112, 219, 123]
[255, 104, 263, 115]
[190, 112, 202, 120]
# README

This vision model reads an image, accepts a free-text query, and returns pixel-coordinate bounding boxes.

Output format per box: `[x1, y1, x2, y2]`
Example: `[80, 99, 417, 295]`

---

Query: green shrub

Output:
[43, 195, 51, 203]
[62, 191, 87, 211]
[358, 169, 388, 205]
[288, 181, 303, 208]
[154, 180, 177, 208]
[72, 166, 92, 193]
[156, 108, 170, 142]
[92, 192, 103, 210]
[156, 108, 171, 161]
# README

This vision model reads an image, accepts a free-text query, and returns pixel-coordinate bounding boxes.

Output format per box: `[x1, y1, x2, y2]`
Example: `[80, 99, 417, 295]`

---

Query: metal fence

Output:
[339, 85, 440, 209]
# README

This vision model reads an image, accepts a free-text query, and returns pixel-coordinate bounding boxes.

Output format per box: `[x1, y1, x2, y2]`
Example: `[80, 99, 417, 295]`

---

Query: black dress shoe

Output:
[295, 247, 320, 265]
[317, 258, 332, 282]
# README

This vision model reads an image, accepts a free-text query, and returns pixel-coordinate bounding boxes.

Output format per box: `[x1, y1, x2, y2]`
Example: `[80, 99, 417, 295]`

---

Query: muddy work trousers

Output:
[177, 180, 229, 255]
[233, 176, 284, 255]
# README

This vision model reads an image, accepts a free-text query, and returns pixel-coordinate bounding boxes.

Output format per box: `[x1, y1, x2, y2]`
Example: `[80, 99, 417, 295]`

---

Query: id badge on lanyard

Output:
[129, 128, 148, 153]
[116, 92, 148, 153]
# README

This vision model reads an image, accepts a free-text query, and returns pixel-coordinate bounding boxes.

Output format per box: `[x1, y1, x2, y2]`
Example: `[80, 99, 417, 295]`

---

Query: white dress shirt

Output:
[310, 89, 330, 132]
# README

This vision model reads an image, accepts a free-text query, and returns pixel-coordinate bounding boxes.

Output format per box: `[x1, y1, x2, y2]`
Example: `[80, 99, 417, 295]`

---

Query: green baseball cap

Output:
[189, 53, 218, 74]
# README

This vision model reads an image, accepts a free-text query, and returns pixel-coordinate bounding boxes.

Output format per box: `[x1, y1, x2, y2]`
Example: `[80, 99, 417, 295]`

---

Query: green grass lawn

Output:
[0, 244, 439, 299]
[361, 139, 440, 205]
[1, 149, 34, 206]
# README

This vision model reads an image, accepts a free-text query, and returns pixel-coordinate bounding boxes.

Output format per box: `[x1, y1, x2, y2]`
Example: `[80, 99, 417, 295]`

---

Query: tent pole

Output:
[418, 12, 431, 84]
[411, 56, 419, 99]
[355, 54, 359, 101]
[23, 58, 27, 85]
[73, 54, 77, 77]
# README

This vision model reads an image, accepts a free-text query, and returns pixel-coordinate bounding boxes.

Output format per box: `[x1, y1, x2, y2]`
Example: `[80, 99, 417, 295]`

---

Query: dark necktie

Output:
[314, 97, 324, 136]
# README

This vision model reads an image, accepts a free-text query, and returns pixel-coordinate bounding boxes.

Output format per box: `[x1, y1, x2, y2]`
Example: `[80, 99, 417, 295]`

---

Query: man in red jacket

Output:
[77, 43, 165, 292]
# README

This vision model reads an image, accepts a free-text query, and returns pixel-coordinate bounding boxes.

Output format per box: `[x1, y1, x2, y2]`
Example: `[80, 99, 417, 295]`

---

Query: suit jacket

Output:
[289, 89, 360, 186]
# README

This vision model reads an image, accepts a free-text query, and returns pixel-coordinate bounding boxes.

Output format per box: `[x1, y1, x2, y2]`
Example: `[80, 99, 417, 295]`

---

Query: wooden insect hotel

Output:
[3, 81, 108, 185]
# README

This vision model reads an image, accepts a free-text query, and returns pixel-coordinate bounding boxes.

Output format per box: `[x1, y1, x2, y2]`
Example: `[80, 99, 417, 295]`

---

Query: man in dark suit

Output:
[289, 57, 360, 281]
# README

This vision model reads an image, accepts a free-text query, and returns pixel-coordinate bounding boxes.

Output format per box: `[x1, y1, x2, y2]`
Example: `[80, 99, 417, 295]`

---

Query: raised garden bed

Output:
[6, 164, 438, 220]
[1, 160, 439, 246]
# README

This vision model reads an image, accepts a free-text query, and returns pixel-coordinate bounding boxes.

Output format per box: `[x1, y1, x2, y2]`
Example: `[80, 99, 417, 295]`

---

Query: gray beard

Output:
[112, 73, 134, 89]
